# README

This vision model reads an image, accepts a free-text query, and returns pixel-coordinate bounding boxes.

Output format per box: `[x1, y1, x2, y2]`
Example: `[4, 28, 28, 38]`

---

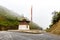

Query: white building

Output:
[18, 19, 30, 30]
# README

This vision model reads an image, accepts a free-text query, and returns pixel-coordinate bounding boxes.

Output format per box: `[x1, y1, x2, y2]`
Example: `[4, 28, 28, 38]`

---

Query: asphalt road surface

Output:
[0, 31, 60, 40]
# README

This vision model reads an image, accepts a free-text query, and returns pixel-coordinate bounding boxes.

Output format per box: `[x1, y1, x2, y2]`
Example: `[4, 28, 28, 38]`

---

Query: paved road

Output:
[0, 31, 60, 40]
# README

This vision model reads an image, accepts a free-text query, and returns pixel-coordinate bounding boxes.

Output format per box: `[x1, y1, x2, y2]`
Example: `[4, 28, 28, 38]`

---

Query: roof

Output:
[18, 19, 30, 23]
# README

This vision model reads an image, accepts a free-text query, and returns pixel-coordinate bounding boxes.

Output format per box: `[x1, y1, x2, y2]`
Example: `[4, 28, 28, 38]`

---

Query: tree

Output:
[52, 11, 60, 24]
[49, 11, 60, 27]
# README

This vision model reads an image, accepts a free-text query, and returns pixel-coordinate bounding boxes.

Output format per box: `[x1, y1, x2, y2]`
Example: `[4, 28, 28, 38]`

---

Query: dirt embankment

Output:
[48, 20, 60, 35]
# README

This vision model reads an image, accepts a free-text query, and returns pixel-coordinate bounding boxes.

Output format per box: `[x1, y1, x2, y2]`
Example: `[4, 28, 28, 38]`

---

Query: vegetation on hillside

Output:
[49, 11, 60, 28]
[29, 22, 42, 30]
[0, 6, 42, 30]
[52, 11, 60, 24]
[46, 11, 60, 35]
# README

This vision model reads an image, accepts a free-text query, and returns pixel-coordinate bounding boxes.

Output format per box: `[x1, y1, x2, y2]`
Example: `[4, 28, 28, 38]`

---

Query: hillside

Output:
[0, 6, 23, 20]
[0, 6, 42, 30]
[46, 20, 60, 35]
[46, 11, 60, 35]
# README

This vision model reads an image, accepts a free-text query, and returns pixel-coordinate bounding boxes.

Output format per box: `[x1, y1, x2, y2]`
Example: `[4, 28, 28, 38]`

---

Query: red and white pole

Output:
[31, 6, 33, 22]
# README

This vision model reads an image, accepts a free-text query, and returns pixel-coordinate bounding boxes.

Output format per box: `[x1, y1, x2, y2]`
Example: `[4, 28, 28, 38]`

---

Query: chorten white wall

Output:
[18, 25, 29, 30]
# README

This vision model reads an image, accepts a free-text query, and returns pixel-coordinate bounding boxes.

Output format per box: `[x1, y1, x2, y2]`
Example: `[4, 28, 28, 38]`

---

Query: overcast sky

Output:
[0, 0, 60, 29]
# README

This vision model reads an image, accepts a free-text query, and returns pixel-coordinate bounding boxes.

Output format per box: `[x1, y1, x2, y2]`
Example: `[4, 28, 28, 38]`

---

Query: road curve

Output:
[0, 31, 60, 40]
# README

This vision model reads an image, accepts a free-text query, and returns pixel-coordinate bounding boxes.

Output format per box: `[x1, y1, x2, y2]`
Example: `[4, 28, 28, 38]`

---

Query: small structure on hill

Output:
[18, 19, 30, 30]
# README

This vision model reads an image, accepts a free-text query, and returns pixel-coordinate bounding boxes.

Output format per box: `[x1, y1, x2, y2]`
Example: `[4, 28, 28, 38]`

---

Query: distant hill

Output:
[29, 22, 42, 30]
[0, 6, 23, 20]
[0, 6, 42, 30]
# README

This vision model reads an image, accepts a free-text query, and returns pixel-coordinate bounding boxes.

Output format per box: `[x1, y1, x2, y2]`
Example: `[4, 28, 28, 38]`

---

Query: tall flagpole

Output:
[31, 6, 32, 22]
